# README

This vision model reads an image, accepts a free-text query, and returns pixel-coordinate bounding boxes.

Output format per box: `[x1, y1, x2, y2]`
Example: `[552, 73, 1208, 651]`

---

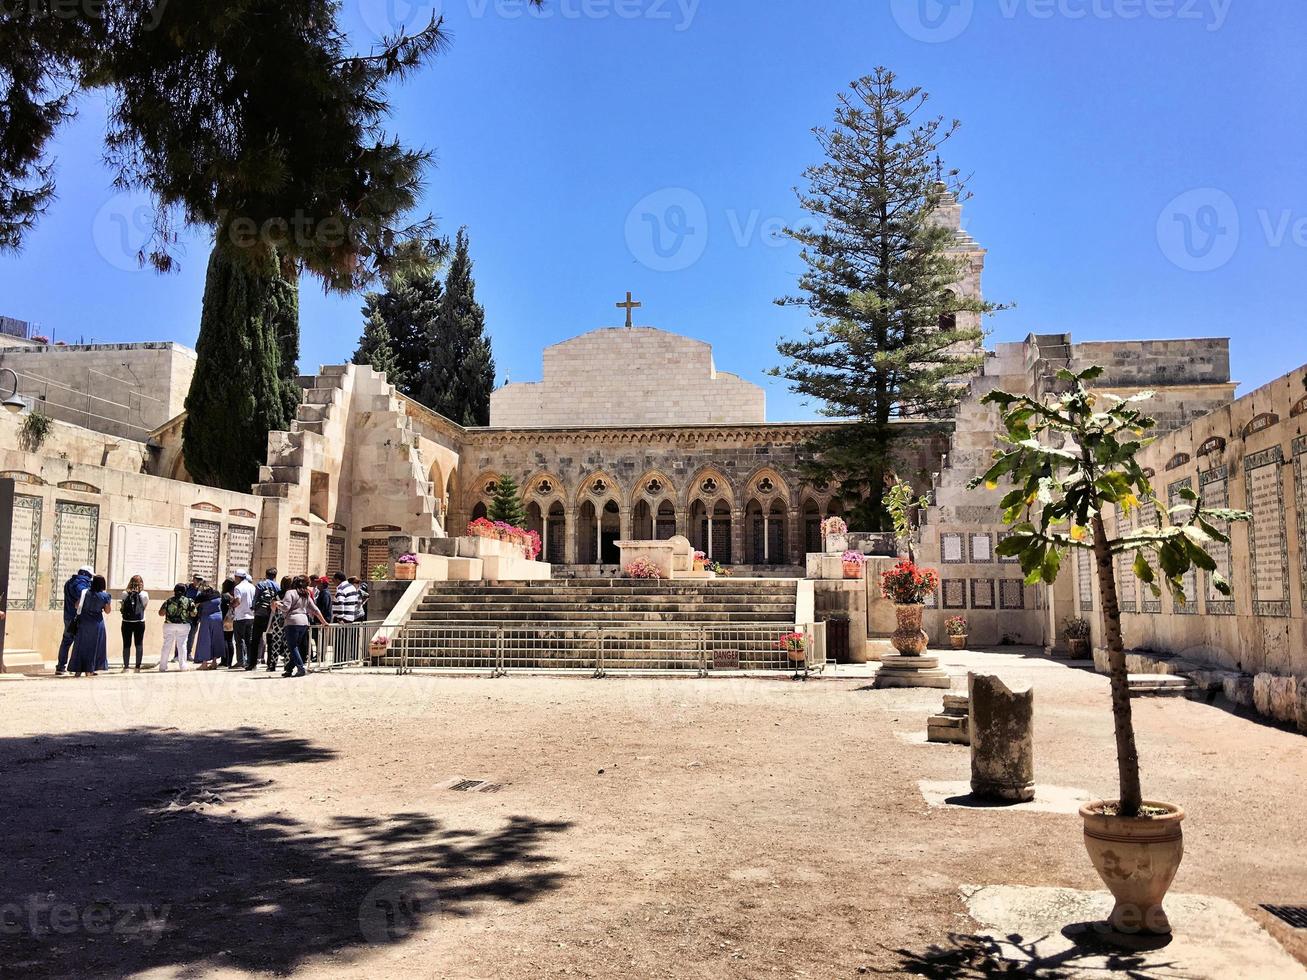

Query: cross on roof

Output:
[616, 291, 642, 329]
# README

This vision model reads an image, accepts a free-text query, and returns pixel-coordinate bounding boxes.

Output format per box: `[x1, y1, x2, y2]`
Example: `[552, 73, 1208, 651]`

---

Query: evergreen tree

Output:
[353, 313, 404, 384]
[487, 474, 526, 527]
[353, 242, 444, 394]
[270, 259, 302, 422]
[182, 247, 298, 490]
[773, 68, 1001, 530]
[421, 227, 496, 426]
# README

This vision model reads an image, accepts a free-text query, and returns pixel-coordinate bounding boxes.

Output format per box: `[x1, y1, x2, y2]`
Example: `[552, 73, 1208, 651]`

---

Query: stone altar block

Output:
[616, 539, 675, 579]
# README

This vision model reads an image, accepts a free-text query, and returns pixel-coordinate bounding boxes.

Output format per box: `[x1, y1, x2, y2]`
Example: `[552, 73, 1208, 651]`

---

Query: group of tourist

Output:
[55, 566, 370, 679]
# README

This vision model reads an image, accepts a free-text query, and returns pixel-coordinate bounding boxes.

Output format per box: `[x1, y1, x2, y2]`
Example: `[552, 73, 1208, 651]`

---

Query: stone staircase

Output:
[387, 578, 802, 671]
[257, 365, 442, 536]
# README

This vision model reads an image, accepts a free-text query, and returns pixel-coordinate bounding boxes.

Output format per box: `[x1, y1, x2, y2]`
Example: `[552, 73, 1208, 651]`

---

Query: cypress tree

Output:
[182, 246, 297, 490]
[352, 313, 404, 385]
[353, 246, 444, 395]
[773, 68, 1001, 529]
[487, 474, 526, 527]
[421, 228, 495, 426]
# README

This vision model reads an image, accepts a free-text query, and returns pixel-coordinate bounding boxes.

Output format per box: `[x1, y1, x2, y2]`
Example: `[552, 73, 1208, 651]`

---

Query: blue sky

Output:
[1, 0, 1302, 421]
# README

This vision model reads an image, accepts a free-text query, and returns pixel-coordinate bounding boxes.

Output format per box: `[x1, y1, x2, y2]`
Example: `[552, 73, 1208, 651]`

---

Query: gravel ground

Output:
[1, 651, 1304, 979]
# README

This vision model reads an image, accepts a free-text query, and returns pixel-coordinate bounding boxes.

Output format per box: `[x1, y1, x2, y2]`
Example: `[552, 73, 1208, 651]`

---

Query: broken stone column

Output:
[969, 672, 1035, 802]
[927, 693, 971, 745]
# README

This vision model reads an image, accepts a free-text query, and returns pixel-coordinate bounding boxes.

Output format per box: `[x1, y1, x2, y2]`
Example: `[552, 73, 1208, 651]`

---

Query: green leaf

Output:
[1133, 552, 1155, 584]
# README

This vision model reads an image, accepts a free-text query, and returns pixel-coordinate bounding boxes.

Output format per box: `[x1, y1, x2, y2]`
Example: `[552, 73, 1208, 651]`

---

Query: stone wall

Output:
[452, 421, 946, 568]
[490, 327, 766, 428]
[0, 342, 197, 441]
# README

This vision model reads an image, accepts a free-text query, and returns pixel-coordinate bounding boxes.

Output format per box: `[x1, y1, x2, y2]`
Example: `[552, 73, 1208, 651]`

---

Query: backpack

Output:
[122, 591, 145, 620]
[253, 581, 278, 614]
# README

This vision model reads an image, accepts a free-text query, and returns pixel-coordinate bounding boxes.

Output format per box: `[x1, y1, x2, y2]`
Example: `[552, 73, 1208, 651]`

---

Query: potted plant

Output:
[879, 559, 940, 656]
[944, 616, 968, 650]
[841, 550, 867, 579]
[692, 550, 707, 571]
[971, 366, 1249, 936]
[1063, 616, 1091, 659]
[370, 563, 388, 582]
[820, 515, 848, 554]
[776, 631, 807, 664]
[368, 634, 390, 664]
[394, 553, 418, 581]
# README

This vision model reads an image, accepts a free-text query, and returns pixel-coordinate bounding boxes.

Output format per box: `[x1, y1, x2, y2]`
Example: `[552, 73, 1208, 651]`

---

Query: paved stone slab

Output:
[919, 780, 1093, 815]
[949, 885, 1306, 979]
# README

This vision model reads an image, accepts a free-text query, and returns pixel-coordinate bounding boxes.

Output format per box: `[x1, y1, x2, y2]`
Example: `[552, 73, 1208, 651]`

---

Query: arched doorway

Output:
[471, 500, 488, 522]
[655, 500, 676, 539]
[578, 499, 622, 564]
[547, 501, 566, 562]
[632, 499, 653, 539]
[802, 498, 821, 554]
[692, 500, 732, 563]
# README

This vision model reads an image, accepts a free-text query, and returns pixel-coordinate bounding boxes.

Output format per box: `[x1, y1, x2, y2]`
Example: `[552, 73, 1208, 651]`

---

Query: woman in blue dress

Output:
[192, 581, 226, 670]
[71, 575, 112, 677]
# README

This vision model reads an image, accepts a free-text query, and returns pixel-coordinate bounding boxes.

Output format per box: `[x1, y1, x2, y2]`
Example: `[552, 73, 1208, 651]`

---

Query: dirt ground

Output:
[1, 651, 1304, 979]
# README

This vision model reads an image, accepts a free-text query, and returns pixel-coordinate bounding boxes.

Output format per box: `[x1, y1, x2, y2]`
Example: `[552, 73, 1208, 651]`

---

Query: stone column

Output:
[968, 672, 1035, 802]
[730, 508, 744, 566]
[541, 514, 549, 561]
[706, 517, 713, 560]
[762, 514, 770, 564]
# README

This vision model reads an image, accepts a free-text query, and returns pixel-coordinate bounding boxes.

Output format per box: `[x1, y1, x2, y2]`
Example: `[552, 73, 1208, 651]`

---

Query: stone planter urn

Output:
[824, 533, 849, 554]
[394, 563, 417, 581]
[1080, 801, 1185, 935]
[890, 603, 929, 656]
[949, 634, 968, 650]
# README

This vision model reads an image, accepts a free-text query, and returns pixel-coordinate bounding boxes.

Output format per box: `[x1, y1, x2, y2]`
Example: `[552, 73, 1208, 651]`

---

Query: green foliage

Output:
[182, 246, 299, 490]
[968, 365, 1248, 602]
[971, 365, 1250, 815]
[420, 228, 495, 426]
[18, 409, 52, 453]
[772, 68, 1002, 528]
[886, 478, 931, 551]
[0, 3, 501, 289]
[354, 241, 444, 393]
[487, 473, 526, 527]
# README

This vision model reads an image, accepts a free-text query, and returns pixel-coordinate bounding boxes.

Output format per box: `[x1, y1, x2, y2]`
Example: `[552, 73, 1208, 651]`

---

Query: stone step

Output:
[417, 604, 794, 617]
[430, 580, 798, 592]
[1128, 673, 1200, 698]
[409, 611, 794, 624]
[295, 419, 325, 435]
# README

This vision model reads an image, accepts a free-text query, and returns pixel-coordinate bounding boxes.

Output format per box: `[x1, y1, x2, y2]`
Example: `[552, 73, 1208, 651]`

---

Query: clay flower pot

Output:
[1080, 800, 1185, 935]
[891, 603, 929, 656]
[949, 634, 968, 650]
[394, 563, 417, 581]
[842, 561, 864, 580]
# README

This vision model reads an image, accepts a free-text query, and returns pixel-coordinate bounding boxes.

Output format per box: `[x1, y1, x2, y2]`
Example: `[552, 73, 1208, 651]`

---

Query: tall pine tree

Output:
[353, 242, 444, 394]
[353, 312, 404, 384]
[487, 474, 526, 527]
[182, 247, 299, 490]
[774, 68, 1000, 529]
[421, 227, 495, 426]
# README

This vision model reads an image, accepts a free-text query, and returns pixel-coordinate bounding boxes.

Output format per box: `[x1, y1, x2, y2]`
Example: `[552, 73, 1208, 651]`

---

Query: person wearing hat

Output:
[54, 565, 94, 676]
[231, 569, 257, 671]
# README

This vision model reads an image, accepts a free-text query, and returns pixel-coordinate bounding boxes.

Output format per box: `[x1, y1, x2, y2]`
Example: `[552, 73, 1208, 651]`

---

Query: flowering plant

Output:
[820, 516, 848, 537]
[692, 550, 706, 568]
[466, 518, 541, 560]
[944, 616, 968, 637]
[776, 631, 806, 657]
[879, 559, 939, 605]
[625, 557, 662, 580]
[396, 553, 418, 565]
[704, 559, 730, 576]
[841, 550, 867, 566]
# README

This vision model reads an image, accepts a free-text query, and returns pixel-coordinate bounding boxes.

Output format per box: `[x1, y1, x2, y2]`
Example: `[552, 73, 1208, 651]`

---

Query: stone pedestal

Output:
[873, 654, 951, 689]
[927, 693, 971, 744]
[969, 672, 1035, 802]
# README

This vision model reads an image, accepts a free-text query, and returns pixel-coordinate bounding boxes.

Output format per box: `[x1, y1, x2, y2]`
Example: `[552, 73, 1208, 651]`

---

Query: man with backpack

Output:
[246, 567, 279, 671]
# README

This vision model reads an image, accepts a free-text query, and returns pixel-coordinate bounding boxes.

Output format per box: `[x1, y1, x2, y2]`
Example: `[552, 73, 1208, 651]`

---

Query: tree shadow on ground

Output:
[876, 927, 1178, 978]
[0, 727, 571, 977]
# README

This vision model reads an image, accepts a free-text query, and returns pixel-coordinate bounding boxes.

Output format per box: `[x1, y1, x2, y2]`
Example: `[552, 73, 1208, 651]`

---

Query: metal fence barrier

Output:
[311, 621, 382, 670]
[390, 622, 824, 677]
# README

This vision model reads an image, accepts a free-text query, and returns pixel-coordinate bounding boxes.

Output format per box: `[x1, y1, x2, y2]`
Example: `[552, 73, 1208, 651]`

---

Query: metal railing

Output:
[389, 622, 824, 677]
[310, 621, 383, 671]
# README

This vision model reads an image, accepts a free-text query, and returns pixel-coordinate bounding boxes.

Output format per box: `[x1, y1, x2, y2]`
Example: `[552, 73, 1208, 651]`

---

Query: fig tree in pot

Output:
[970, 366, 1249, 936]
[1063, 616, 1092, 659]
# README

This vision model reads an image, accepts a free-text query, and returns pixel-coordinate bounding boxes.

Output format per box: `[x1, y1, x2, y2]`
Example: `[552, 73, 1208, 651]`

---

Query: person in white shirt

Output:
[333, 571, 360, 623]
[231, 570, 257, 672]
